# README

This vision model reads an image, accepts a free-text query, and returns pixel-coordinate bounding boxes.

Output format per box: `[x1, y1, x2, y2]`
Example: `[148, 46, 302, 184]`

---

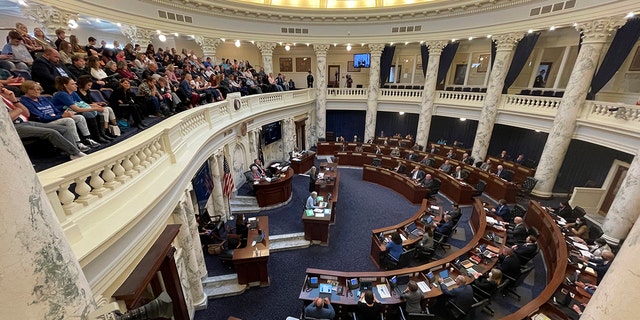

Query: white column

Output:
[364, 44, 386, 142]
[601, 146, 640, 244]
[210, 153, 229, 220]
[464, 52, 473, 86]
[256, 42, 277, 76]
[0, 103, 96, 318]
[415, 41, 448, 149]
[471, 32, 523, 162]
[24, 6, 77, 40]
[194, 36, 221, 61]
[282, 117, 296, 159]
[120, 25, 155, 47]
[313, 44, 330, 142]
[532, 18, 622, 197]
[553, 46, 572, 89]
[581, 191, 640, 319]
[172, 201, 207, 312]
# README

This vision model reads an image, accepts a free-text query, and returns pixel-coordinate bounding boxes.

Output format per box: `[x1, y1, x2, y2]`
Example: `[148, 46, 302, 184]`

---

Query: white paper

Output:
[417, 281, 431, 293]
[376, 284, 391, 298]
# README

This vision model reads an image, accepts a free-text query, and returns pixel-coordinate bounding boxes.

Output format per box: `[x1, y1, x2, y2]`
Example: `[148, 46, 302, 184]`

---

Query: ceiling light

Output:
[528, 29, 534, 34]
[189, 35, 195, 39]
[293, 43, 296, 46]
[333, 43, 337, 47]
[174, 33, 179, 37]
[419, 41, 424, 44]
[68, 19, 78, 29]
[460, 118, 466, 121]
[549, 26, 556, 31]
[346, 44, 352, 51]
[404, 42, 409, 45]
[156, 30, 162, 34]
[390, 42, 394, 45]
[306, 43, 310, 46]
[158, 34, 166, 42]
[626, 12, 635, 19]
[399, 112, 405, 115]
[17, 0, 27, 6]
[285, 45, 291, 51]
[278, 42, 283, 45]
[251, 41, 255, 44]
[572, 23, 578, 27]
[535, 130, 541, 133]
[235, 40, 241, 47]
[95, 18, 101, 23]
[486, 34, 492, 38]
[451, 38, 456, 42]
[220, 38, 225, 42]
[116, 22, 122, 27]
[468, 37, 473, 41]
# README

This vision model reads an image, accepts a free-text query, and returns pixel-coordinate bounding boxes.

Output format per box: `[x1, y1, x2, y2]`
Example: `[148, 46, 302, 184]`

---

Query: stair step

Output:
[203, 274, 247, 299]
[269, 232, 309, 252]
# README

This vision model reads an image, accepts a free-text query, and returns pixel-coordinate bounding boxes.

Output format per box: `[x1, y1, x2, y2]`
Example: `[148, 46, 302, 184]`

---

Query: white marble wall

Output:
[471, 33, 522, 162]
[601, 146, 640, 242]
[364, 44, 386, 141]
[533, 18, 622, 197]
[416, 41, 448, 148]
[0, 101, 96, 318]
[257, 42, 276, 75]
[314, 44, 330, 141]
[282, 117, 296, 159]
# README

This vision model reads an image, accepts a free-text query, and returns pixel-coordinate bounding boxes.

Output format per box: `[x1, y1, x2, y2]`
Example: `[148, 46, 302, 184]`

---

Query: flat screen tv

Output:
[262, 121, 282, 145]
[353, 53, 371, 68]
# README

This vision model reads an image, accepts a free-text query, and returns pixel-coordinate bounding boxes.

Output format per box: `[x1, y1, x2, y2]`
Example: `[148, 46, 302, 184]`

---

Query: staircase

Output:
[229, 196, 260, 214]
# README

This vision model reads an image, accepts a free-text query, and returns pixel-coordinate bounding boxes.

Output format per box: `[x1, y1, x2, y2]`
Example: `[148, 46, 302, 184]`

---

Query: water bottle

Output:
[574, 270, 580, 282]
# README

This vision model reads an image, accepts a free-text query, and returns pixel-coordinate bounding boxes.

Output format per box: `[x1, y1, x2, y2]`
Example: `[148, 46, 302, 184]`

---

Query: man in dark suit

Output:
[506, 217, 528, 245]
[583, 251, 615, 285]
[452, 166, 468, 181]
[447, 203, 462, 225]
[31, 48, 75, 94]
[435, 214, 455, 236]
[438, 275, 474, 319]
[421, 173, 435, 189]
[495, 165, 511, 181]
[439, 159, 452, 174]
[250, 158, 269, 177]
[498, 150, 510, 161]
[498, 247, 522, 281]
[492, 199, 513, 222]
[461, 153, 474, 165]
[405, 150, 419, 162]
[513, 235, 539, 265]
[408, 165, 425, 183]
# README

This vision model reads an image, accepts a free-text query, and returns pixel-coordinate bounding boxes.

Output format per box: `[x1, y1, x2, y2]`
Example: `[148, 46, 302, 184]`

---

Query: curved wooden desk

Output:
[363, 165, 428, 204]
[291, 151, 316, 174]
[253, 168, 293, 207]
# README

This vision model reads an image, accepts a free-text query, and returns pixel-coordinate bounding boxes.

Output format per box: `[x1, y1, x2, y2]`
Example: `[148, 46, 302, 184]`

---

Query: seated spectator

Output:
[304, 297, 335, 319]
[31, 48, 75, 94]
[447, 203, 462, 225]
[452, 166, 468, 180]
[243, 75, 262, 95]
[415, 224, 435, 252]
[84, 37, 99, 57]
[461, 152, 474, 165]
[492, 199, 513, 222]
[480, 159, 493, 172]
[141, 61, 159, 80]
[1, 31, 33, 70]
[268, 73, 282, 91]
[14, 23, 43, 55]
[179, 73, 199, 108]
[437, 275, 473, 319]
[108, 79, 146, 129]
[498, 247, 521, 281]
[473, 269, 502, 297]
[76, 75, 117, 139]
[439, 159, 452, 173]
[34, 27, 56, 49]
[156, 77, 180, 113]
[88, 56, 119, 89]
[435, 214, 455, 236]
[54, 28, 66, 50]
[123, 43, 137, 61]
[19, 80, 98, 151]
[512, 235, 538, 265]
[138, 76, 165, 117]
[514, 154, 526, 165]
[51, 76, 109, 143]
[357, 290, 382, 319]
[2, 83, 85, 160]
[401, 280, 423, 314]
[446, 150, 456, 159]
[58, 41, 74, 65]
[68, 35, 87, 55]
[207, 75, 225, 101]
[498, 150, 510, 161]
[104, 61, 118, 77]
[165, 64, 180, 85]
[67, 55, 91, 80]
[390, 146, 401, 157]
[506, 216, 528, 245]
[115, 60, 139, 85]
[566, 217, 590, 241]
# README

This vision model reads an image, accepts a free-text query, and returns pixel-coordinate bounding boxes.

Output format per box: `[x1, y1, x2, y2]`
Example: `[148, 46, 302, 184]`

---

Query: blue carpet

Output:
[196, 167, 549, 320]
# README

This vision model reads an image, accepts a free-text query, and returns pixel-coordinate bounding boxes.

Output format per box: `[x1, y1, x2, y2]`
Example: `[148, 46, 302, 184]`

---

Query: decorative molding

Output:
[120, 25, 156, 46]
[194, 36, 221, 57]
[424, 40, 449, 55]
[313, 44, 330, 56]
[577, 17, 626, 44]
[256, 42, 277, 55]
[492, 32, 524, 51]
[368, 44, 386, 57]
[24, 6, 77, 35]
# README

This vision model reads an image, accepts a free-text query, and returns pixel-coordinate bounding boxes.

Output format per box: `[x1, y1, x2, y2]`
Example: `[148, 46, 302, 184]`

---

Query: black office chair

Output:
[218, 233, 243, 269]
[474, 161, 483, 168]
[473, 180, 486, 197]
[587, 223, 604, 245]
[502, 265, 535, 301]
[573, 206, 587, 220]
[433, 232, 450, 253]
[414, 243, 436, 261]
[353, 312, 384, 320]
[427, 158, 436, 168]
[398, 305, 435, 319]
[445, 296, 488, 320]
[504, 170, 514, 182]
[372, 158, 382, 167]
[512, 204, 527, 218]
[519, 89, 531, 95]
[386, 248, 415, 270]
[520, 177, 537, 195]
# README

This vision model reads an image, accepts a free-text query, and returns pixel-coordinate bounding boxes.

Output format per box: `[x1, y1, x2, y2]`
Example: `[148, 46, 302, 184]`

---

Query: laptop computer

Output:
[405, 222, 421, 239]
[389, 275, 411, 296]
[439, 270, 456, 287]
[318, 283, 332, 299]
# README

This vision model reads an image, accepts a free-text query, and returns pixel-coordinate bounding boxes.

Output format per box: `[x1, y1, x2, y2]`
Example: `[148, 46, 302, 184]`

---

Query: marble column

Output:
[364, 44, 386, 142]
[601, 147, 640, 244]
[256, 42, 277, 76]
[120, 25, 155, 47]
[313, 44, 330, 142]
[212, 152, 229, 219]
[471, 32, 522, 162]
[24, 6, 77, 40]
[581, 199, 640, 319]
[415, 41, 448, 149]
[532, 18, 622, 198]
[282, 117, 296, 158]
[172, 200, 207, 314]
[0, 102, 96, 318]
[194, 36, 221, 61]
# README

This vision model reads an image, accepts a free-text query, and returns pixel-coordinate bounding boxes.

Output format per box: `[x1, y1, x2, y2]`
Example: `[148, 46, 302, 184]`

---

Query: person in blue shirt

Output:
[385, 232, 404, 261]
[304, 297, 335, 319]
[492, 199, 513, 222]
[306, 191, 319, 209]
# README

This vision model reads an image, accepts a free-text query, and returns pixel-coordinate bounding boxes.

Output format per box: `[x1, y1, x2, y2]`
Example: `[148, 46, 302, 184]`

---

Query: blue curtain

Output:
[379, 45, 396, 85]
[421, 44, 429, 76]
[437, 42, 459, 84]
[502, 32, 540, 93]
[588, 18, 640, 100]
[375, 111, 420, 138]
[325, 110, 366, 141]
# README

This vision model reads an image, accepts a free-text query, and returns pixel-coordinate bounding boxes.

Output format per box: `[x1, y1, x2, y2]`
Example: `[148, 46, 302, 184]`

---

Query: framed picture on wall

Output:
[533, 62, 552, 88]
[279, 58, 293, 72]
[296, 57, 311, 72]
[347, 61, 361, 72]
[629, 47, 640, 71]
[476, 54, 491, 73]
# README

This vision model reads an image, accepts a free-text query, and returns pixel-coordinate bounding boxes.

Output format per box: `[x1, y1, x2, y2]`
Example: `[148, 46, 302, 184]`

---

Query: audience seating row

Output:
[519, 88, 564, 97]
[444, 86, 487, 93]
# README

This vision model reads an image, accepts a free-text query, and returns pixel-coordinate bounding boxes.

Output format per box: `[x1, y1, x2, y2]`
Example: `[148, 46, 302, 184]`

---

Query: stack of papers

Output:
[305, 210, 314, 216]
[417, 281, 431, 293]
[376, 284, 391, 298]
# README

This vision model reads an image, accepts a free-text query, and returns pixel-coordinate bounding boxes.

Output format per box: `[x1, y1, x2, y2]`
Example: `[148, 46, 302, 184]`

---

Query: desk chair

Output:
[433, 232, 451, 253]
[473, 180, 486, 197]
[414, 244, 436, 261]
[353, 312, 384, 320]
[512, 204, 527, 219]
[425, 179, 441, 201]
[445, 297, 488, 320]
[218, 233, 242, 269]
[398, 306, 435, 319]
[386, 248, 415, 270]
[471, 283, 501, 316]
[502, 265, 534, 301]
[519, 177, 538, 200]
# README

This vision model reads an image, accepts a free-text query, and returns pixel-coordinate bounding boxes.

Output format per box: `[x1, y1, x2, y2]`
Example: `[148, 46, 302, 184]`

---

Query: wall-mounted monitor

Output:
[262, 121, 282, 145]
[353, 53, 371, 68]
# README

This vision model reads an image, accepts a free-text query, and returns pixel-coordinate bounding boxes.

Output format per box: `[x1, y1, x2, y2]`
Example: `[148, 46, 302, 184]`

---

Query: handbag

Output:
[108, 124, 121, 136]
[117, 119, 129, 128]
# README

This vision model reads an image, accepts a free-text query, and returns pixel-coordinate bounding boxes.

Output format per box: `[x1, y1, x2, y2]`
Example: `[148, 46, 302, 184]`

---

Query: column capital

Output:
[256, 42, 277, 55]
[194, 36, 221, 57]
[120, 25, 155, 46]
[313, 44, 330, 56]
[424, 41, 449, 55]
[492, 32, 523, 51]
[576, 18, 625, 44]
[368, 43, 386, 57]
[24, 6, 77, 35]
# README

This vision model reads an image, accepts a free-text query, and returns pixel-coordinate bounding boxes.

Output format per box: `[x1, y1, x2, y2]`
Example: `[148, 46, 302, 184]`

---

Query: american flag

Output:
[223, 156, 234, 199]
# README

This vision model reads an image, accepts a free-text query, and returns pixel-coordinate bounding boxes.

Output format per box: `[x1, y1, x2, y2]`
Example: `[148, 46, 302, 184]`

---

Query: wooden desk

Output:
[253, 168, 293, 207]
[363, 165, 428, 204]
[291, 151, 316, 174]
[487, 156, 536, 185]
[303, 164, 340, 245]
[232, 216, 270, 286]
[302, 202, 334, 245]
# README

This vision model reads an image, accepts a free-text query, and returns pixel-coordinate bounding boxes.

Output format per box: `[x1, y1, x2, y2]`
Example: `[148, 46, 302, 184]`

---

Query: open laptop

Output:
[439, 270, 456, 287]
[405, 222, 421, 239]
[389, 275, 411, 296]
[318, 283, 332, 299]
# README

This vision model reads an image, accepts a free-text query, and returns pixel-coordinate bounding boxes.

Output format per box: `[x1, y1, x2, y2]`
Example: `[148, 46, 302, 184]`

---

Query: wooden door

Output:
[295, 118, 307, 150]
[328, 65, 340, 88]
[599, 165, 628, 215]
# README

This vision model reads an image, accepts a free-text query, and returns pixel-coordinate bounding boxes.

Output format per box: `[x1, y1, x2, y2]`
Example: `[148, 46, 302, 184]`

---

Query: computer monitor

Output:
[426, 216, 433, 224]
[348, 278, 359, 290]
[308, 276, 319, 288]
[360, 281, 372, 291]
[439, 269, 450, 280]
[406, 222, 417, 232]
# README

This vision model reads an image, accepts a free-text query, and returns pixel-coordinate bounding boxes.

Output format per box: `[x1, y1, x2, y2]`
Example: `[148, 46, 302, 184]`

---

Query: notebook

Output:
[439, 270, 456, 287]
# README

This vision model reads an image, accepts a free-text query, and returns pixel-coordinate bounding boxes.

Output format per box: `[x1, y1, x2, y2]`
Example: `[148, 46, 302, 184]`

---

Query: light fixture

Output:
[451, 38, 456, 42]
[549, 26, 556, 31]
[158, 34, 166, 42]
[404, 42, 409, 45]
[626, 12, 635, 19]
[235, 40, 241, 47]
[346, 44, 352, 51]
[278, 42, 283, 45]
[285, 44, 291, 51]
[251, 41, 255, 44]
[468, 37, 473, 41]
[306, 43, 310, 46]
[116, 22, 122, 27]
[95, 18, 101, 23]
[399, 112, 405, 115]
[528, 29, 534, 34]
[419, 41, 424, 44]
[390, 42, 394, 45]
[17, 0, 27, 6]
[486, 34, 492, 38]
[68, 19, 78, 29]
[460, 118, 466, 121]
[189, 35, 195, 39]
[174, 32, 179, 37]
[333, 43, 337, 47]
[156, 30, 162, 34]
[535, 130, 541, 133]
[220, 38, 225, 42]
